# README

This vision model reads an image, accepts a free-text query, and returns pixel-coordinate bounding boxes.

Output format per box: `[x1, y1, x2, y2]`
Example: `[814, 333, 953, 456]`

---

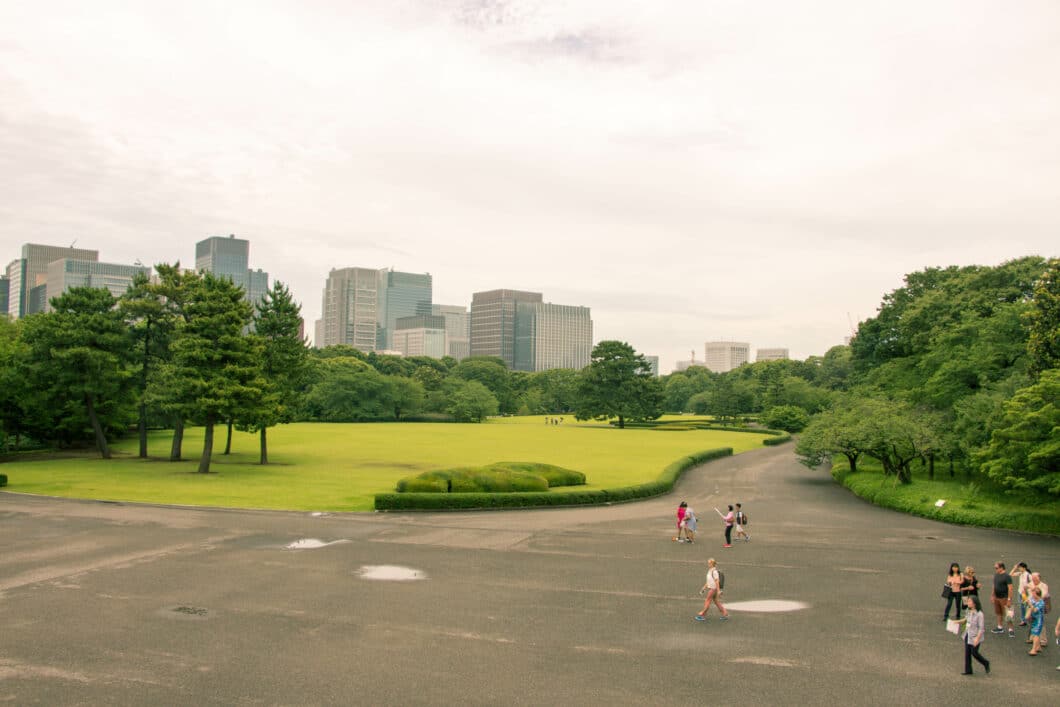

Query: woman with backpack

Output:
[694, 558, 730, 622]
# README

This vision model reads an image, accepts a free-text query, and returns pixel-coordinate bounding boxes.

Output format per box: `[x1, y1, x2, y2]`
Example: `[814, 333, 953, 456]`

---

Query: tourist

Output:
[734, 503, 750, 542]
[990, 561, 1014, 637]
[722, 504, 735, 548]
[1027, 587, 1046, 656]
[1027, 572, 1050, 650]
[958, 595, 990, 675]
[944, 562, 964, 621]
[694, 558, 730, 622]
[684, 505, 697, 544]
[1011, 562, 1030, 628]
[960, 566, 979, 604]
[675, 501, 688, 542]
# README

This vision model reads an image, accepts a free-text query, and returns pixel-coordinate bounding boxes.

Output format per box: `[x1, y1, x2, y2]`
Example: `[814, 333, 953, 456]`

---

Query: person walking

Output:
[694, 558, 730, 622]
[722, 505, 735, 548]
[684, 505, 697, 544]
[674, 501, 688, 543]
[1011, 562, 1030, 628]
[944, 562, 964, 621]
[990, 562, 1014, 637]
[1028, 587, 1046, 656]
[958, 595, 990, 675]
[734, 503, 750, 542]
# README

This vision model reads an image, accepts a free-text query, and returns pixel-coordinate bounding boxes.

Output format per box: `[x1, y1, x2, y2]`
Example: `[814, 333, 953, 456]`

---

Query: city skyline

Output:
[2, 2, 1058, 373]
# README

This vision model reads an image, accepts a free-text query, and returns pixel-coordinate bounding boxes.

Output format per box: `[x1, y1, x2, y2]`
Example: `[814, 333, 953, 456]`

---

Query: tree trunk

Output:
[845, 452, 859, 472]
[138, 402, 148, 458]
[617, 415, 625, 429]
[198, 416, 215, 473]
[85, 393, 111, 459]
[928, 454, 935, 480]
[170, 419, 184, 461]
[259, 426, 268, 465]
[224, 418, 233, 455]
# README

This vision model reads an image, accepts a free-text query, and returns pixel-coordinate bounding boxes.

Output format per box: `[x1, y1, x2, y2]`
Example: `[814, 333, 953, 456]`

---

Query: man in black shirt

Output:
[991, 561, 1014, 637]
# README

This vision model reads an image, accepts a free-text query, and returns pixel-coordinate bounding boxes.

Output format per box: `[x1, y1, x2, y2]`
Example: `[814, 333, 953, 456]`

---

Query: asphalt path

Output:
[1, 444, 1057, 705]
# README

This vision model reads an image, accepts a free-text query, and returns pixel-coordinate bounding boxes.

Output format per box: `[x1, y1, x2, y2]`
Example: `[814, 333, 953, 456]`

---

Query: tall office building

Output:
[756, 347, 789, 362]
[432, 304, 470, 360]
[514, 302, 592, 372]
[0, 276, 8, 317]
[195, 234, 269, 307]
[44, 259, 150, 311]
[381, 270, 432, 349]
[644, 355, 660, 377]
[6, 244, 99, 318]
[319, 267, 385, 351]
[392, 315, 447, 358]
[703, 341, 750, 373]
[470, 290, 543, 368]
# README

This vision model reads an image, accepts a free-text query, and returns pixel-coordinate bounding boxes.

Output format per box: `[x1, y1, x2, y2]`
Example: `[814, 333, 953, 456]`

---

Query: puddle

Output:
[310, 512, 330, 517]
[724, 600, 808, 613]
[358, 565, 425, 581]
[285, 538, 348, 550]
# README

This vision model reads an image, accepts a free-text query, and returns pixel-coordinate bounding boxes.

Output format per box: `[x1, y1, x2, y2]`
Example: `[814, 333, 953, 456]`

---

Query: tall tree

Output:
[1026, 257, 1060, 376]
[574, 341, 662, 428]
[170, 272, 260, 473]
[21, 288, 133, 458]
[244, 281, 310, 464]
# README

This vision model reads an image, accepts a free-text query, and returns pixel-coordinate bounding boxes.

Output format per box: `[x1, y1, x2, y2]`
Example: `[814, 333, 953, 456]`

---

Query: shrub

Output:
[395, 462, 584, 494]
[761, 405, 810, 433]
[0, 473, 6, 487]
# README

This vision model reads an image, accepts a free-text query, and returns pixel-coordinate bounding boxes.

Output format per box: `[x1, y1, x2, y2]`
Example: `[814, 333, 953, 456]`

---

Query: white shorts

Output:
[735, 524, 745, 533]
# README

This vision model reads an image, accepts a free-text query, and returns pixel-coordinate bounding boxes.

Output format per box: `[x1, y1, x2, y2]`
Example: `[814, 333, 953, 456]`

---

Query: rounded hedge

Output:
[0, 473, 6, 487]
[394, 462, 585, 494]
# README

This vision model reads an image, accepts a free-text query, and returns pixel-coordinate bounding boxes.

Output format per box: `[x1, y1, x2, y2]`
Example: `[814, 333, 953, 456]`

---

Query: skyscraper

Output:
[392, 315, 447, 358]
[194, 234, 269, 307]
[432, 304, 470, 360]
[44, 259, 150, 311]
[381, 270, 432, 349]
[703, 341, 750, 373]
[6, 243, 99, 318]
[756, 348, 789, 362]
[470, 289, 543, 368]
[319, 267, 385, 351]
[0, 276, 8, 317]
[514, 302, 592, 372]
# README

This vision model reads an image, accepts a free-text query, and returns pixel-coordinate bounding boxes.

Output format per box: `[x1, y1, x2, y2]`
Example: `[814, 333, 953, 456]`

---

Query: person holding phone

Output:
[958, 595, 990, 675]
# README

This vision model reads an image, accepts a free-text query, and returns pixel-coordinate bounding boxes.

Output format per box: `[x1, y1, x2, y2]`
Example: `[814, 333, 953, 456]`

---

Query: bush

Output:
[762, 432, 792, 446]
[395, 462, 585, 494]
[761, 405, 810, 433]
[0, 473, 6, 487]
[376, 447, 733, 510]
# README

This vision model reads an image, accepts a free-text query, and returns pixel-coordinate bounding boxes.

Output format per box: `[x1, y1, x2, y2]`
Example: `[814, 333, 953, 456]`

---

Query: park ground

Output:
[1, 443, 1058, 705]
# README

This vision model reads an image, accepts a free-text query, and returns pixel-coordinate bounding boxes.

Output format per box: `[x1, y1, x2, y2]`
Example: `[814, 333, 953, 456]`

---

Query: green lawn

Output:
[0, 416, 771, 512]
[833, 458, 1060, 535]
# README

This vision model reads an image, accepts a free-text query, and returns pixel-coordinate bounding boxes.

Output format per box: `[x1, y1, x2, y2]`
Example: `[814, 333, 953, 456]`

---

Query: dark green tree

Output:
[444, 379, 499, 422]
[574, 341, 662, 428]
[1026, 257, 1060, 376]
[21, 287, 133, 458]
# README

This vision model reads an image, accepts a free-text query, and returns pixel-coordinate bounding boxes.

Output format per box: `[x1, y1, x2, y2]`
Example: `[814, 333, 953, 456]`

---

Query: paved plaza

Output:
[1, 444, 1057, 705]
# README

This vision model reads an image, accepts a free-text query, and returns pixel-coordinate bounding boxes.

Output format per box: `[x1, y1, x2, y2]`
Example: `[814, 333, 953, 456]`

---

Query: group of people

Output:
[942, 560, 1057, 675]
[674, 501, 749, 547]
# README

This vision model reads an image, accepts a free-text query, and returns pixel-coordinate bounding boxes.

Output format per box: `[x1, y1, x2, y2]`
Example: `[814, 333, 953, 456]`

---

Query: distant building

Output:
[674, 360, 707, 373]
[44, 259, 150, 311]
[514, 301, 592, 371]
[319, 267, 384, 351]
[0, 276, 8, 316]
[6, 244, 99, 318]
[393, 315, 447, 358]
[432, 304, 470, 360]
[756, 347, 789, 362]
[470, 289, 543, 367]
[644, 355, 660, 377]
[195, 234, 269, 309]
[704, 341, 750, 373]
[381, 270, 432, 349]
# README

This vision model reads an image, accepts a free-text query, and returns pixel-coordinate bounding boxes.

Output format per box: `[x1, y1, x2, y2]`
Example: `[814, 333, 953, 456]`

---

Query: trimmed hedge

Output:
[0, 473, 6, 487]
[375, 447, 733, 511]
[395, 462, 585, 494]
[762, 432, 792, 446]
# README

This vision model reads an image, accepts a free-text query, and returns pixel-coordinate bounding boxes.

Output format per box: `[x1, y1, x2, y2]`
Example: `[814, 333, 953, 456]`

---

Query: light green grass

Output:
[833, 457, 1060, 536]
[1, 416, 770, 512]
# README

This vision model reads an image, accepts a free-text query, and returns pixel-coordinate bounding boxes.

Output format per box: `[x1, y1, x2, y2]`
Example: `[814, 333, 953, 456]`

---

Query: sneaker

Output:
[991, 628, 1005, 634]
[693, 615, 706, 622]
[1009, 630, 1015, 637]
[719, 615, 729, 621]
[723, 544, 732, 548]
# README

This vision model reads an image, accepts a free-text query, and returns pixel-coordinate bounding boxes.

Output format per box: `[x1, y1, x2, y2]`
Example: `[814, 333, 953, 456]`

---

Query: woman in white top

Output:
[694, 558, 730, 621]
[959, 594, 990, 675]
[684, 506, 697, 543]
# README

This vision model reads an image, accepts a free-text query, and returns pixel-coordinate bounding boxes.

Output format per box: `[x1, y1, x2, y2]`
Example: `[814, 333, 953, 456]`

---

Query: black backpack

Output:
[717, 570, 725, 590]
[738, 511, 748, 526]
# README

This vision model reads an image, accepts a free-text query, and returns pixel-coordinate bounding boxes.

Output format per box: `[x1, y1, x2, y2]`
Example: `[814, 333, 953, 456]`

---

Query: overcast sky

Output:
[2, 0, 1058, 372]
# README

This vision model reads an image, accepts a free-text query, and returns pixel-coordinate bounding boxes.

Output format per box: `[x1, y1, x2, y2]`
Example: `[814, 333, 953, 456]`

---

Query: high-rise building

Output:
[319, 267, 385, 351]
[470, 289, 543, 368]
[514, 302, 592, 372]
[195, 234, 269, 308]
[392, 315, 447, 358]
[0, 276, 8, 317]
[432, 304, 470, 360]
[44, 259, 150, 311]
[644, 355, 660, 377]
[703, 341, 750, 373]
[381, 270, 432, 349]
[6, 244, 99, 318]
[756, 347, 789, 362]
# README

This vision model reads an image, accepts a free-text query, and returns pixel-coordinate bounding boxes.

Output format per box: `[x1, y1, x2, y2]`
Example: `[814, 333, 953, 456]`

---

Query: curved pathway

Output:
[1, 445, 1057, 705]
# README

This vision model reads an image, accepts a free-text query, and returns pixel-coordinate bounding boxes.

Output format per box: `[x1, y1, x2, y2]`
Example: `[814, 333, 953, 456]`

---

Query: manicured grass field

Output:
[0, 416, 771, 512]
[833, 458, 1060, 535]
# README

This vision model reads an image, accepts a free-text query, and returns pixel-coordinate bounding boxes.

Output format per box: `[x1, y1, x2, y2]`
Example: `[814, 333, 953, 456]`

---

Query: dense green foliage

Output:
[798, 256, 1058, 500]
[574, 340, 663, 428]
[395, 462, 585, 493]
[376, 447, 733, 510]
